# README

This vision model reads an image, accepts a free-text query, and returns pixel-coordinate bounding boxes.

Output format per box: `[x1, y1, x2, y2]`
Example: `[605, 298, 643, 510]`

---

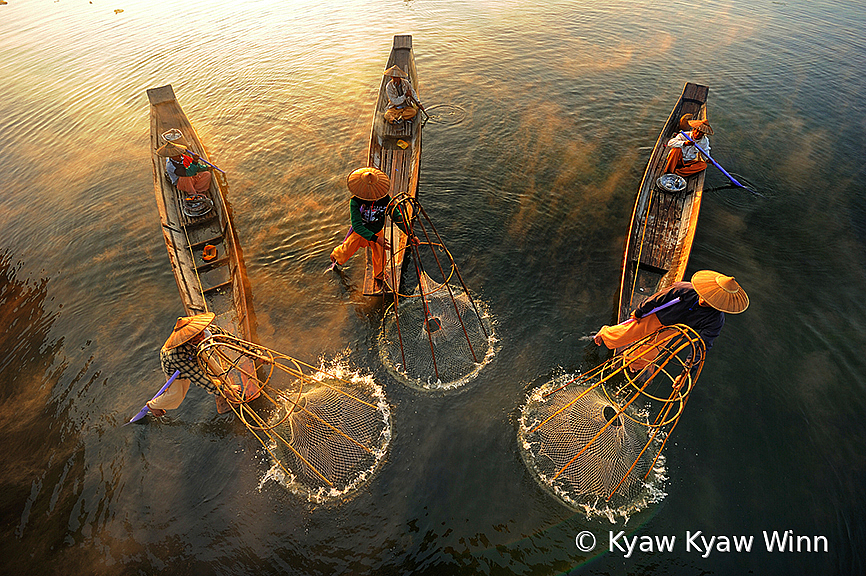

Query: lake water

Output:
[2, 0, 865, 574]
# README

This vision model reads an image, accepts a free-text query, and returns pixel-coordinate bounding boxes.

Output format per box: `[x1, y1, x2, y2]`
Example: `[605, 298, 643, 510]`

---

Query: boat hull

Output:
[147, 85, 256, 341]
[616, 83, 709, 323]
[363, 35, 422, 296]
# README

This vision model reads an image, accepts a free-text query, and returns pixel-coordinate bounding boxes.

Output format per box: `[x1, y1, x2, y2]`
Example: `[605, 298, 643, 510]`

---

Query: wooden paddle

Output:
[408, 95, 429, 124]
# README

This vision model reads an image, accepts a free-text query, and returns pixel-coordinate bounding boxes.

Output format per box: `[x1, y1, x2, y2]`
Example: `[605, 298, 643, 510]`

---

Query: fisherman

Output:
[383, 65, 419, 125]
[147, 312, 258, 417]
[663, 118, 713, 177]
[156, 140, 212, 195]
[593, 270, 749, 366]
[329, 167, 411, 292]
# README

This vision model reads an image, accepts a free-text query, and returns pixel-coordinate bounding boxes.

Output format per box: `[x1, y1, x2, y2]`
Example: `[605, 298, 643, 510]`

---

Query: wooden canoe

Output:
[362, 34, 423, 296]
[616, 82, 709, 323]
[147, 85, 256, 342]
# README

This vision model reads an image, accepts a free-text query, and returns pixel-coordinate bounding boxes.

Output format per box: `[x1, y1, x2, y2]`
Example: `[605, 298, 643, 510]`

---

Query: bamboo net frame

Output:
[379, 194, 495, 389]
[195, 334, 391, 498]
[519, 324, 705, 509]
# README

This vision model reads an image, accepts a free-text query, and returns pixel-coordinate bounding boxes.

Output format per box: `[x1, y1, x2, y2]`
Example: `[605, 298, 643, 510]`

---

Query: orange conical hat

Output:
[347, 167, 391, 201]
[691, 271, 749, 314]
[163, 312, 216, 349]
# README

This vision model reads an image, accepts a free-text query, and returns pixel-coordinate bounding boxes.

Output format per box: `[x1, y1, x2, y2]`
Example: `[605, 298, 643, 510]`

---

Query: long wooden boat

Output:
[146, 85, 256, 342]
[616, 82, 709, 323]
[363, 34, 423, 296]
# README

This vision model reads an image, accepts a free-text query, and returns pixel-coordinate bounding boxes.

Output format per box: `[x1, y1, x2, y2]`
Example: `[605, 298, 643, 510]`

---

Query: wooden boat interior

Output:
[147, 85, 254, 341]
[363, 34, 422, 296]
[617, 83, 709, 322]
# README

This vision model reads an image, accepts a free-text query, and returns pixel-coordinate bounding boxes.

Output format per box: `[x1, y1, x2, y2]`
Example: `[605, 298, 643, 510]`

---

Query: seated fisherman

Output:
[383, 65, 418, 125]
[330, 167, 411, 292]
[663, 118, 713, 177]
[593, 270, 749, 367]
[156, 141, 212, 195]
[147, 312, 259, 416]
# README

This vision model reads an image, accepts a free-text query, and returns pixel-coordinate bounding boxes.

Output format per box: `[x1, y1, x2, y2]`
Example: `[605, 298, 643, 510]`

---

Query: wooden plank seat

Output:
[380, 116, 416, 140]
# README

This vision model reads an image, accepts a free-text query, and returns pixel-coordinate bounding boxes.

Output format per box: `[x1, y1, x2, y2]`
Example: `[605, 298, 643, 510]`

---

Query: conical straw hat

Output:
[163, 312, 216, 349]
[687, 118, 714, 135]
[156, 141, 188, 157]
[383, 65, 407, 78]
[691, 271, 749, 314]
[347, 167, 391, 201]
[678, 113, 694, 131]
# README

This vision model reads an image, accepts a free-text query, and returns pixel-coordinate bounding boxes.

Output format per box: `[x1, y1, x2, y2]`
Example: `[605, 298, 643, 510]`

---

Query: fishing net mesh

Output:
[380, 272, 493, 390]
[521, 385, 652, 505]
[519, 324, 705, 510]
[196, 335, 390, 500]
[270, 378, 388, 493]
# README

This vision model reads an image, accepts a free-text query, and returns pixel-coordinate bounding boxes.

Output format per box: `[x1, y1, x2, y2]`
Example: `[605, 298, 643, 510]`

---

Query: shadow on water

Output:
[0, 251, 94, 569]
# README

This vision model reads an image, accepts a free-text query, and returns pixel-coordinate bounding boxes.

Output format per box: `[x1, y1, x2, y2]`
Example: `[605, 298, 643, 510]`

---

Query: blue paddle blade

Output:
[124, 406, 151, 426]
[123, 370, 181, 426]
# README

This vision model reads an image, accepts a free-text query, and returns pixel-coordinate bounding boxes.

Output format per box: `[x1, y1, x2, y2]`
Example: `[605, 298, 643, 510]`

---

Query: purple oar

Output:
[124, 369, 181, 425]
[620, 297, 681, 325]
[678, 131, 762, 196]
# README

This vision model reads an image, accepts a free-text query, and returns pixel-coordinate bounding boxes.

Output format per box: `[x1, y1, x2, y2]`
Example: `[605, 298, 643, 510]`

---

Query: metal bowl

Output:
[161, 128, 184, 142]
[656, 173, 687, 193]
[182, 194, 213, 217]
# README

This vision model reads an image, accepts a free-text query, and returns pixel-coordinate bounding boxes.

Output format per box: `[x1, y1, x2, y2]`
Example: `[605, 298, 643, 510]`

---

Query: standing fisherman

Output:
[147, 313, 259, 416]
[330, 167, 411, 293]
[594, 270, 749, 368]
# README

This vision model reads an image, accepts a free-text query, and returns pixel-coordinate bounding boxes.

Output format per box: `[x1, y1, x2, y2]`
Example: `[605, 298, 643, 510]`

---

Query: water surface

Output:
[1, 0, 865, 574]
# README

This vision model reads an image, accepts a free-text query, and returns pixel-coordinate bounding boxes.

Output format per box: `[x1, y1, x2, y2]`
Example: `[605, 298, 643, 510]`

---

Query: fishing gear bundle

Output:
[518, 324, 705, 512]
[378, 194, 495, 391]
[196, 334, 391, 501]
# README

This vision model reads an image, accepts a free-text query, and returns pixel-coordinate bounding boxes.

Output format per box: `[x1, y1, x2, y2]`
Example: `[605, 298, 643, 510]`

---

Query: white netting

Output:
[266, 369, 391, 501]
[197, 336, 391, 503]
[518, 325, 704, 519]
[520, 381, 659, 511]
[379, 272, 495, 390]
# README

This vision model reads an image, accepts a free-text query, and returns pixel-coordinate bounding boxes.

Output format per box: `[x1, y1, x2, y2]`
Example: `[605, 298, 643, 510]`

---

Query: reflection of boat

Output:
[616, 82, 709, 323]
[363, 34, 423, 296]
[146, 85, 256, 341]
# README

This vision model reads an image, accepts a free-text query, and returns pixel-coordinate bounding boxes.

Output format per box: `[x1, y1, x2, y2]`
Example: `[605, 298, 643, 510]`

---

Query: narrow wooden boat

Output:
[616, 82, 709, 323]
[146, 84, 256, 341]
[363, 34, 423, 296]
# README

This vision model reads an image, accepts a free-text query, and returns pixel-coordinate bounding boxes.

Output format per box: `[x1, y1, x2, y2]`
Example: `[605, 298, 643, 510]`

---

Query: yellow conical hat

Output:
[156, 141, 188, 157]
[163, 312, 215, 349]
[687, 118, 714, 135]
[383, 65, 407, 78]
[691, 271, 749, 314]
[347, 167, 391, 201]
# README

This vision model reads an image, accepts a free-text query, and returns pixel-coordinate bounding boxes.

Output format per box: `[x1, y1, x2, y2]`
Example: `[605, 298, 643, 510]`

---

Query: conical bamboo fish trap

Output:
[519, 324, 705, 514]
[195, 334, 391, 502]
[378, 194, 496, 390]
